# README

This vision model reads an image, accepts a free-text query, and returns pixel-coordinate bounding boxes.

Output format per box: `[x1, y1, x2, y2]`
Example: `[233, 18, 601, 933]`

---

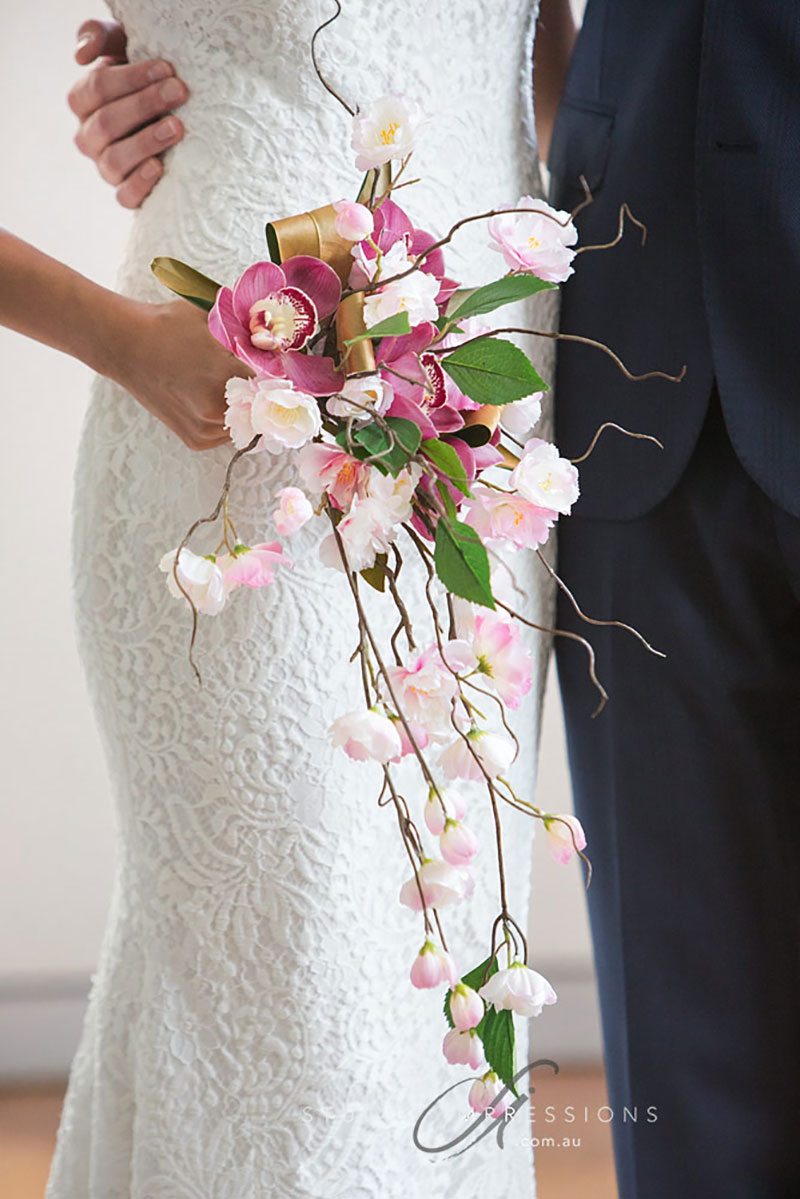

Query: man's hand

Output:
[69, 19, 189, 209]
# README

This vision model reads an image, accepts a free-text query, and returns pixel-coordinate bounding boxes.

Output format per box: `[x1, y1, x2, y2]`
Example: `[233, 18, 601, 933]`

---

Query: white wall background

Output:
[0, 0, 600, 1079]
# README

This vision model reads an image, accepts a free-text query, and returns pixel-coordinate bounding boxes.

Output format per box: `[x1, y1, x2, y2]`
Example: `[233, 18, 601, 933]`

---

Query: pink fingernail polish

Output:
[141, 160, 161, 181]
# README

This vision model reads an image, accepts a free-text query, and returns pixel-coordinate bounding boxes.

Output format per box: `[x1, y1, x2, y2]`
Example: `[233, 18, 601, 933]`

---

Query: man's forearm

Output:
[534, 0, 579, 165]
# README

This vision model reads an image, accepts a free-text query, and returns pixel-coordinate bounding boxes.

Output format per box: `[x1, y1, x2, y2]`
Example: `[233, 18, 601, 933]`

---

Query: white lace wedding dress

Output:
[48, 1, 558, 1195]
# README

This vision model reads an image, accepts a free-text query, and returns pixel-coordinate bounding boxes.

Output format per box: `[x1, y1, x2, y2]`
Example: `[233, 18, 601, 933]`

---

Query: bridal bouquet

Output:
[152, 26, 675, 1122]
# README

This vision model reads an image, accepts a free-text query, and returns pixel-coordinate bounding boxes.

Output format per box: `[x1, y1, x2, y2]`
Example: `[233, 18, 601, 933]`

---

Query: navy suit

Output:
[547, 2, 800, 1195]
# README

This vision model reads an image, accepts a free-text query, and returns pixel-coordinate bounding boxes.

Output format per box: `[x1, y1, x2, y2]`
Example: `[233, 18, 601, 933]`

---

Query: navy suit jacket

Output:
[547, 0, 800, 519]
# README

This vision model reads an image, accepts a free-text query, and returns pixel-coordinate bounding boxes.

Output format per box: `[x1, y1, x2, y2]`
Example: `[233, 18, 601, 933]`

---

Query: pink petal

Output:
[377, 321, 438, 365]
[409, 228, 445, 278]
[281, 256, 342, 319]
[281, 350, 341, 396]
[207, 286, 237, 351]
[431, 406, 466, 435]
[374, 198, 414, 250]
[232, 336, 286, 376]
[231, 261, 286, 324]
[386, 393, 438, 441]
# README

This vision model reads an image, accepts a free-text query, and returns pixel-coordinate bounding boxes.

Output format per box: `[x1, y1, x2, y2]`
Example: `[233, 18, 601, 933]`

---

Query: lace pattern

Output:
[48, 2, 558, 1195]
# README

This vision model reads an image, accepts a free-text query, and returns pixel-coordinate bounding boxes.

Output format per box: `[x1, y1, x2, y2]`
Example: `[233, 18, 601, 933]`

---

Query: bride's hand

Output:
[108, 297, 253, 451]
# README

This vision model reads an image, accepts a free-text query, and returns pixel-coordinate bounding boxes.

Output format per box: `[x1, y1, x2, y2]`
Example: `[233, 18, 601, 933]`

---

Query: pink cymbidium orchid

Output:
[208, 255, 342, 395]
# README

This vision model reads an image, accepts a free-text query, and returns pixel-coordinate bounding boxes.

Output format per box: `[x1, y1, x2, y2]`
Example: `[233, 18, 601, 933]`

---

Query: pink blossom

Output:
[326, 374, 393, 420]
[318, 495, 397, 572]
[440, 727, 516, 781]
[328, 708, 402, 763]
[386, 644, 458, 733]
[208, 256, 341, 395]
[296, 442, 370, 510]
[218, 541, 291, 592]
[510, 438, 580, 515]
[468, 1072, 509, 1118]
[389, 718, 429, 761]
[399, 858, 473, 911]
[443, 1028, 486, 1070]
[470, 612, 534, 709]
[410, 940, 459, 990]
[544, 813, 587, 865]
[273, 488, 314, 536]
[333, 199, 374, 242]
[479, 960, 557, 1018]
[488, 196, 578, 283]
[423, 786, 466, 836]
[440, 818, 479, 866]
[463, 483, 556, 551]
[224, 376, 321, 453]
[448, 983, 486, 1032]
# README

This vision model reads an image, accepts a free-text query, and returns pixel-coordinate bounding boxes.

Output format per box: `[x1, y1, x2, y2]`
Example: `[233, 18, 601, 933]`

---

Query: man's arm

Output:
[533, 0, 579, 165]
[69, 19, 189, 209]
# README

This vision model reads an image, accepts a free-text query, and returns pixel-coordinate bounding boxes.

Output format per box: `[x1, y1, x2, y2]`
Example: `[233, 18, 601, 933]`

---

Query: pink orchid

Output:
[464, 482, 557, 550]
[208, 255, 342, 395]
[349, 198, 457, 307]
[218, 542, 292, 592]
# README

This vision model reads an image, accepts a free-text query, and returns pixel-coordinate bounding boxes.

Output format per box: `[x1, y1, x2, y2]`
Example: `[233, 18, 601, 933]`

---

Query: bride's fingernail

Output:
[141, 159, 161, 181]
[154, 117, 180, 143]
[76, 32, 93, 50]
[148, 60, 173, 83]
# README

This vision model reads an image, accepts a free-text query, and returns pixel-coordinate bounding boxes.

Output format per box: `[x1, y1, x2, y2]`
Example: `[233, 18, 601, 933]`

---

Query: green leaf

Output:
[150, 257, 222, 312]
[360, 554, 387, 593]
[436, 480, 459, 523]
[447, 275, 556, 323]
[422, 438, 472, 497]
[441, 338, 548, 407]
[344, 312, 412, 344]
[434, 518, 495, 609]
[336, 416, 421, 477]
[481, 1008, 519, 1097]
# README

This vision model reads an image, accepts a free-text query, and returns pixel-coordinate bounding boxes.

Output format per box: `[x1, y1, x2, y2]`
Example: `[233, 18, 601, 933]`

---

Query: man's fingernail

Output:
[141, 159, 161, 181]
[154, 117, 180, 143]
[159, 78, 185, 103]
[148, 60, 172, 83]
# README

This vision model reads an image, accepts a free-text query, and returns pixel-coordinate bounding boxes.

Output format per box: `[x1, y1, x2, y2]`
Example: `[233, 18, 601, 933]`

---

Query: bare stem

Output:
[570, 421, 664, 464]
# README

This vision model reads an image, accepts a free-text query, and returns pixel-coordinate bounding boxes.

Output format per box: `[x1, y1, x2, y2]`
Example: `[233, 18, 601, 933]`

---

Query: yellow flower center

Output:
[379, 121, 399, 145]
[539, 471, 553, 492]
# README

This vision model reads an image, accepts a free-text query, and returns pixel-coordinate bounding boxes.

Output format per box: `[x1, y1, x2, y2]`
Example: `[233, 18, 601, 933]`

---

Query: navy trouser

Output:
[555, 389, 800, 1198]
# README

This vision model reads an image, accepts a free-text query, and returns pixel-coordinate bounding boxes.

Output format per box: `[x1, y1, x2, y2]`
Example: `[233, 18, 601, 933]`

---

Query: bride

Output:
[11, 2, 562, 1194]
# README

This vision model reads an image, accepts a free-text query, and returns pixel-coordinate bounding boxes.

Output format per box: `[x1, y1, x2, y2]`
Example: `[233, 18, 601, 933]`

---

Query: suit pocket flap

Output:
[547, 98, 615, 212]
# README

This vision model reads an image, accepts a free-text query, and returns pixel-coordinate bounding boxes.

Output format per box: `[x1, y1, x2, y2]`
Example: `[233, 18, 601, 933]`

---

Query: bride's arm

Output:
[0, 229, 249, 450]
[533, 0, 579, 166]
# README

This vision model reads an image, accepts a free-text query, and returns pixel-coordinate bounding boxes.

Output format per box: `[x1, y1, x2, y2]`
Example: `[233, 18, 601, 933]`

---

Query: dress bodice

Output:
[106, 0, 542, 297]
